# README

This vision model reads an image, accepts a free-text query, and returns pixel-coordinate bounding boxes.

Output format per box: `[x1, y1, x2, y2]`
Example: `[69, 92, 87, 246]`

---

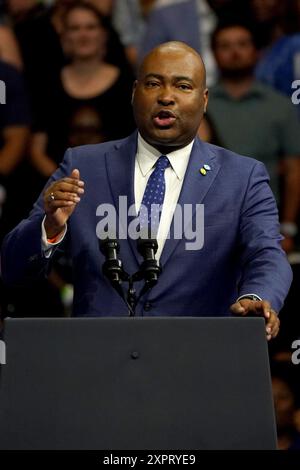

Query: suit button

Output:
[131, 351, 140, 360]
[144, 302, 153, 311]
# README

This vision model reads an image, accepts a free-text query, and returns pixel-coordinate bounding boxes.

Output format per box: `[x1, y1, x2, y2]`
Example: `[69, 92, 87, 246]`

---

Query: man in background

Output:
[208, 23, 300, 253]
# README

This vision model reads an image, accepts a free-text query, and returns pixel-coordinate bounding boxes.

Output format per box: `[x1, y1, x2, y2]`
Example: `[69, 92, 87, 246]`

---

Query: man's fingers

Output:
[46, 182, 84, 198]
[237, 299, 271, 317]
[231, 298, 279, 341]
[260, 300, 271, 319]
[266, 310, 280, 340]
[230, 301, 247, 316]
[45, 189, 81, 211]
[44, 170, 85, 208]
[59, 177, 84, 188]
[230, 299, 260, 316]
[57, 181, 84, 192]
[49, 190, 81, 203]
[46, 200, 76, 208]
[50, 169, 84, 191]
[244, 299, 271, 316]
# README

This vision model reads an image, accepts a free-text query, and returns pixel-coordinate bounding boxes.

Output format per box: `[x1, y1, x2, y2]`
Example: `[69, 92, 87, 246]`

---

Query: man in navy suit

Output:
[1, 42, 292, 339]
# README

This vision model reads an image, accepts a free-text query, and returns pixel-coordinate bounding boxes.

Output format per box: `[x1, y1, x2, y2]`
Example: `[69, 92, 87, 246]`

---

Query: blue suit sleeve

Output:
[0, 148, 73, 286]
[237, 161, 293, 312]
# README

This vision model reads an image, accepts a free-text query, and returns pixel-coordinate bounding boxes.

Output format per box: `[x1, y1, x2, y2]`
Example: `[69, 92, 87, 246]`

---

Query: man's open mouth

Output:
[153, 110, 176, 127]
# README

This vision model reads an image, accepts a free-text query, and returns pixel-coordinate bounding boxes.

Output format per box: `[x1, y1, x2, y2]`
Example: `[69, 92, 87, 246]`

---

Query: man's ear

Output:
[203, 87, 209, 114]
[131, 80, 138, 105]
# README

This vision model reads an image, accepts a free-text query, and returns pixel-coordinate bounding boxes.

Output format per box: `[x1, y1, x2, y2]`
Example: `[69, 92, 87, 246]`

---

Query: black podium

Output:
[0, 317, 277, 449]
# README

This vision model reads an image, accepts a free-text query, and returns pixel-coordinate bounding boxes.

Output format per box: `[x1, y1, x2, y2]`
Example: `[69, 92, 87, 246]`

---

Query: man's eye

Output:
[145, 81, 159, 88]
[178, 84, 192, 90]
[69, 26, 80, 32]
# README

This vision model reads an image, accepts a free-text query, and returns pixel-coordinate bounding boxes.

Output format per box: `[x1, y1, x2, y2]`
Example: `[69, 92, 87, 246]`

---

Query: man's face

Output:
[132, 47, 208, 152]
[7, 0, 36, 16]
[251, 0, 283, 23]
[213, 27, 257, 75]
[272, 378, 295, 431]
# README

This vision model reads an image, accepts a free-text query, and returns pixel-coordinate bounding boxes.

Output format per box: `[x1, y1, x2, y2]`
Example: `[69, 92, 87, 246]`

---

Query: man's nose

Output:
[157, 87, 175, 106]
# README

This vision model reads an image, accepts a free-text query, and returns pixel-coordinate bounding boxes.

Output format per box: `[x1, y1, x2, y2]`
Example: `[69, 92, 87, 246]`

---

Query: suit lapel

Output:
[105, 131, 140, 264]
[160, 138, 221, 266]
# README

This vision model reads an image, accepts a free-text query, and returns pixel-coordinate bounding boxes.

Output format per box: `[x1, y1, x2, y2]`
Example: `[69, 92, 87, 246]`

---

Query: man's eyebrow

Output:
[174, 76, 194, 84]
[143, 73, 164, 80]
[143, 73, 195, 84]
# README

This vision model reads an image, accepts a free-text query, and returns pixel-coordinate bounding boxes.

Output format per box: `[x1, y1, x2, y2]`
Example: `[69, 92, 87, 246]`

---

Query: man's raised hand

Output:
[43, 169, 84, 239]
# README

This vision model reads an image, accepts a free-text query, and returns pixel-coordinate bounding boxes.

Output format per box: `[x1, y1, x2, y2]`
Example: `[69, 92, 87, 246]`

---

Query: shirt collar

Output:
[136, 133, 194, 181]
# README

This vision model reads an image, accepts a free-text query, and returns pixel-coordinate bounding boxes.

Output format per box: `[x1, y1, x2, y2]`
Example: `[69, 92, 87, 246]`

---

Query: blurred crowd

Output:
[1, 0, 300, 449]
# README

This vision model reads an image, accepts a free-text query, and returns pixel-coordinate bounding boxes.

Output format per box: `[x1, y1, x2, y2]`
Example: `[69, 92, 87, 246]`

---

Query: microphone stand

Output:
[127, 277, 137, 316]
[99, 237, 162, 317]
[99, 238, 135, 316]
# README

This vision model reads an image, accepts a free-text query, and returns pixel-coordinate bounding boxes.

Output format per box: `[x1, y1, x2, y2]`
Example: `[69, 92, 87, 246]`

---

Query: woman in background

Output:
[30, 1, 135, 182]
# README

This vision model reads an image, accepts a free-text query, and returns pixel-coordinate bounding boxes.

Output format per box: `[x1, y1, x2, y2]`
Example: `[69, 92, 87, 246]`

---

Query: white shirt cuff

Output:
[41, 216, 67, 258]
[236, 293, 262, 302]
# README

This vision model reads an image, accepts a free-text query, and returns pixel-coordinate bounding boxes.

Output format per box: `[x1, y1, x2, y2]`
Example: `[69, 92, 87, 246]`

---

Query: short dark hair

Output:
[211, 22, 257, 51]
[61, 1, 106, 30]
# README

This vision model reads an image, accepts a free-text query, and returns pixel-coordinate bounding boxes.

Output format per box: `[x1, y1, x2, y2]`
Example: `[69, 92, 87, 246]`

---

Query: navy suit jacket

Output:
[1, 132, 292, 316]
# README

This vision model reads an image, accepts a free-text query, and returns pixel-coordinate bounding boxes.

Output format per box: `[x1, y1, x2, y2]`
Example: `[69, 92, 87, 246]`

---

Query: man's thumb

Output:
[71, 168, 80, 180]
[230, 301, 246, 315]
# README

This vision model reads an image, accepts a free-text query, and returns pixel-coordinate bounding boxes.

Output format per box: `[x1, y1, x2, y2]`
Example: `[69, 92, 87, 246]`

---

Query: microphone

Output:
[137, 238, 162, 288]
[99, 237, 135, 316]
[99, 237, 125, 285]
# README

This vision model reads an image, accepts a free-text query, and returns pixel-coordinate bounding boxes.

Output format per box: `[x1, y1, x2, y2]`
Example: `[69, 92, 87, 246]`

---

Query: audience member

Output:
[208, 23, 300, 252]
[30, 1, 135, 184]
[0, 60, 30, 240]
[0, 24, 22, 69]
[251, 0, 300, 98]
[272, 375, 300, 450]
[139, 0, 218, 86]
[112, 0, 156, 68]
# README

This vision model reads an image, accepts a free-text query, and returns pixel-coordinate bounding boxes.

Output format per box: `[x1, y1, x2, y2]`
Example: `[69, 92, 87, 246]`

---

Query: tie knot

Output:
[155, 155, 170, 171]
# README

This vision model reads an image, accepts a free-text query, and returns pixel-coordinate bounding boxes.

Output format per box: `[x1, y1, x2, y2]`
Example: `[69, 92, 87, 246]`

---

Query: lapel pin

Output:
[200, 168, 207, 175]
[204, 164, 211, 171]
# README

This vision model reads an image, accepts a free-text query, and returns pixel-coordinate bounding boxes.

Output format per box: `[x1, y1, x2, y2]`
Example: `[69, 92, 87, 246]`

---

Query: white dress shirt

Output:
[135, 133, 192, 260]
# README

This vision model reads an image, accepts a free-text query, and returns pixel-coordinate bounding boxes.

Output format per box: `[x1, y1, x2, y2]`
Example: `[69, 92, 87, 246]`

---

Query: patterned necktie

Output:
[139, 155, 170, 236]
